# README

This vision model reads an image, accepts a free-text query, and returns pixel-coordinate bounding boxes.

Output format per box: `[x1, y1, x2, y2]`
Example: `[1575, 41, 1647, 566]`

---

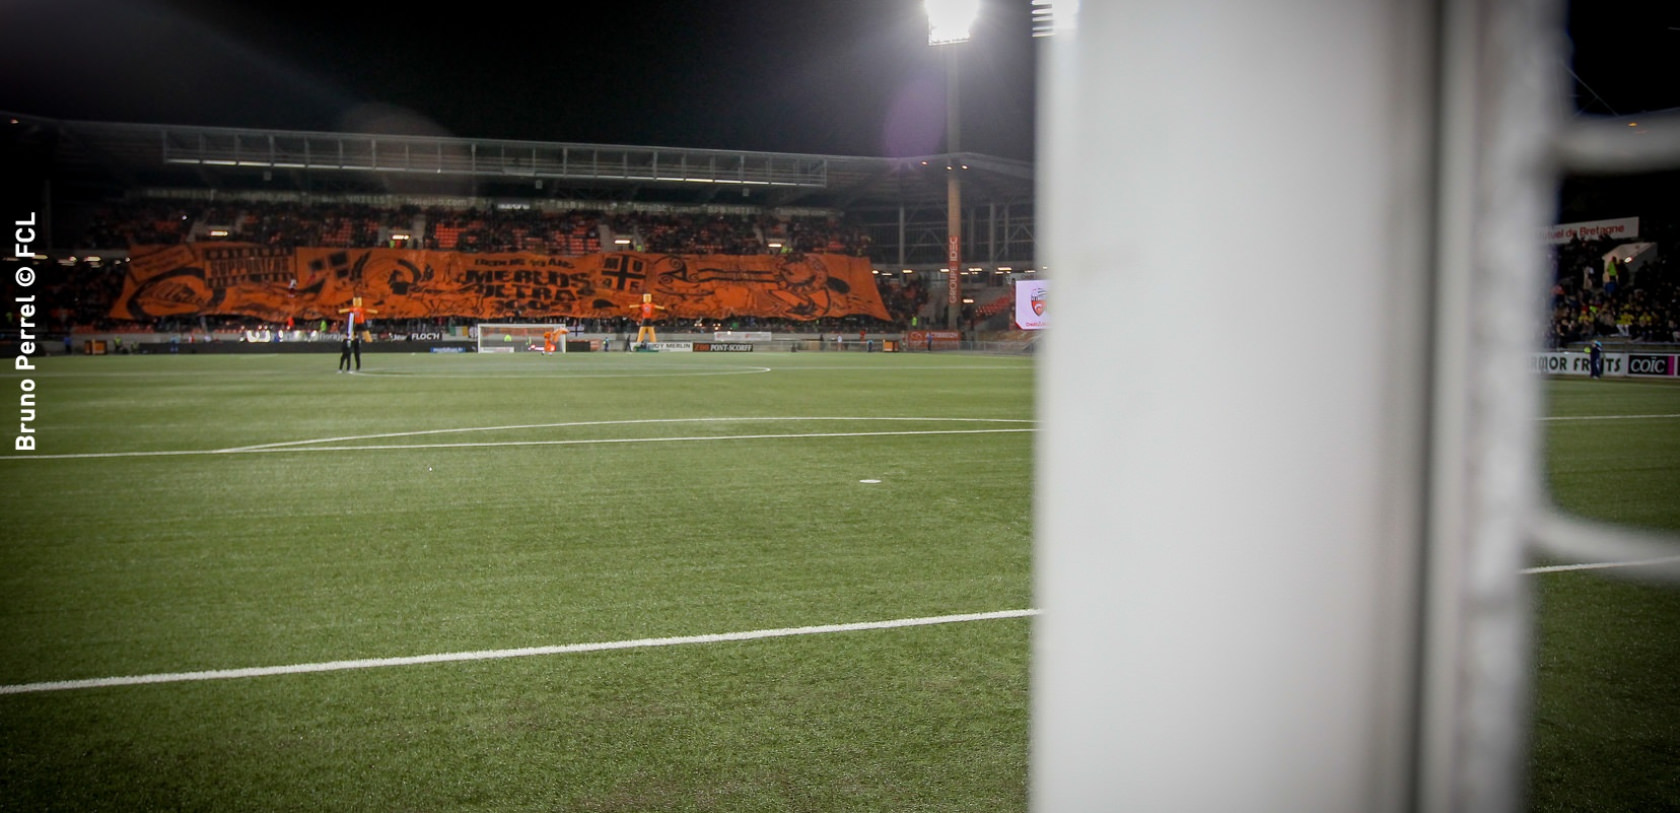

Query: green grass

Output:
[0, 351, 1033, 811]
[2, 353, 1677, 810]
[1531, 378, 1680, 812]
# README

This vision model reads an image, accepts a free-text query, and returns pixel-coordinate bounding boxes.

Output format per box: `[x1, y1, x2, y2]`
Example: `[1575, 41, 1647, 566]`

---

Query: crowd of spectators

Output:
[79, 200, 197, 246]
[68, 199, 1680, 345]
[22, 199, 907, 333]
[78, 199, 873, 258]
[80, 201, 414, 249]
[878, 275, 929, 325]
[427, 208, 600, 253]
[50, 199, 894, 331]
[638, 213, 759, 255]
[239, 202, 411, 247]
[26, 224, 1680, 342]
[0, 259, 128, 337]
[1548, 232, 1680, 347]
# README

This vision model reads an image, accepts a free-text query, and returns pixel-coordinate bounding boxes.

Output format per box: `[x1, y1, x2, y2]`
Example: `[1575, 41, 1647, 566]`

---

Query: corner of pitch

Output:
[13, 211, 38, 452]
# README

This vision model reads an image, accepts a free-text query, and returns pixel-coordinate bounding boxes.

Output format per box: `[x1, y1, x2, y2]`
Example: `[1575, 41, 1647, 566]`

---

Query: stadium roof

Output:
[7, 114, 1034, 212]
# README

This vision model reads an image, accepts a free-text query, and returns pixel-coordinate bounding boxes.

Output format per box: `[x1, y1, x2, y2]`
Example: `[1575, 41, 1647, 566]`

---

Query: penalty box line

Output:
[2, 428, 1034, 461]
[0, 609, 1040, 696]
[0, 419, 1036, 461]
[10, 552, 1672, 696]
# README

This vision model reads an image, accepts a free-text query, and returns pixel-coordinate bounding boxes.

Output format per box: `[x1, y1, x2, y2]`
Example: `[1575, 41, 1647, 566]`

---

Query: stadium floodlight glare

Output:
[925, 0, 980, 45]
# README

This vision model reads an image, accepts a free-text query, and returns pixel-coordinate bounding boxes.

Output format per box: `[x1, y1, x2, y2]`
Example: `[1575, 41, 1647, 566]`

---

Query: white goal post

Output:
[474, 323, 571, 354]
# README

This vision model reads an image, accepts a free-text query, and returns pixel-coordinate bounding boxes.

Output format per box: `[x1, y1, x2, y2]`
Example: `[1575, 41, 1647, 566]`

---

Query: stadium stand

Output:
[1548, 228, 1680, 348]
[2, 115, 1049, 344]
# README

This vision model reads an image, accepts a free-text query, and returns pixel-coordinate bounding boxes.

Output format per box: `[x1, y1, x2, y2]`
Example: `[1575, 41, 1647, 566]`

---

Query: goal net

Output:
[474, 323, 571, 354]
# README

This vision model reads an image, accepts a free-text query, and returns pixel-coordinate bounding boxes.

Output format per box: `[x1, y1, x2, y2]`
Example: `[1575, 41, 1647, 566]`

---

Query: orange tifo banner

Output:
[110, 244, 891, 323]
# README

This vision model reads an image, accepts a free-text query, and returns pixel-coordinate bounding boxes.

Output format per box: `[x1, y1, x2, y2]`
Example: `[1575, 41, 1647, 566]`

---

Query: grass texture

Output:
[1530, 378, 1680, 812]
[0, 352, 1675, 810]
[0, 351, 1032, 811]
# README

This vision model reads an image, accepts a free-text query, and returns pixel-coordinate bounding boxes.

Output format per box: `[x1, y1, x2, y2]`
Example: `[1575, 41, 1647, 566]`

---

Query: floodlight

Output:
[926, 0, 980, 45]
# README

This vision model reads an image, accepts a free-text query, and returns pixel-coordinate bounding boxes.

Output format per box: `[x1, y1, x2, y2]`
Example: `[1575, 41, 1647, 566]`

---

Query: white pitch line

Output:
[244, 428, 1033, 455]
[0, 609, 1040, 696]
[350, 365, 774, 380]
[223, 416, 1035, 452]
[0, 426, 1035, 461]
[1521, 555, 1680, 574]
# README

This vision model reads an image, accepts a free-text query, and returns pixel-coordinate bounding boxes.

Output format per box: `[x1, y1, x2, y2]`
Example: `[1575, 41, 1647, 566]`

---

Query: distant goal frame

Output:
[474, 323, 572, 354]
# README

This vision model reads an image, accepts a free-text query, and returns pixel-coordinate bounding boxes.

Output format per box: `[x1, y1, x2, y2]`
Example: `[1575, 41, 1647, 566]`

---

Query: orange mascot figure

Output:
[631, 293, 665, 348]
[337, 296, 378, 337]
[541, 325, 568, 355]
[336, 296, 379, 371]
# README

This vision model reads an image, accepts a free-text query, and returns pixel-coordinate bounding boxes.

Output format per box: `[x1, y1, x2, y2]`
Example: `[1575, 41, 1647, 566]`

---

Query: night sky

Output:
[1563, 0, 1680, 118]
[0, 1, 1673, 164]
[0, 0, 1038, 160]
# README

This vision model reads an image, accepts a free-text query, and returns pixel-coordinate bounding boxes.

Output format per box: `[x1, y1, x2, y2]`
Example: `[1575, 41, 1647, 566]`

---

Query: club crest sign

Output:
[1015, 279, 1047, 330]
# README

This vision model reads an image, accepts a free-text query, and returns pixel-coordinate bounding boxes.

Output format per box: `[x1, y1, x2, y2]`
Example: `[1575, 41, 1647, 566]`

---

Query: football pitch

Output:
[1531, 378, 1680, 813]
[0, 351, 1036, 811]
[0, 351, 1675, 810]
